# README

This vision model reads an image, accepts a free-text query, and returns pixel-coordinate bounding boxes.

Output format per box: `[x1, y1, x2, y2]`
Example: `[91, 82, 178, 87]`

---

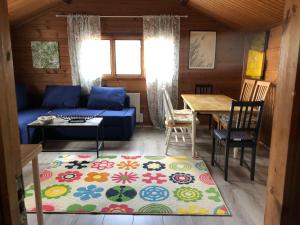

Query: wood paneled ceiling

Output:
[188, 0, 285, 30]
[7, 0, 61, 23]
[7, 0, 285, 30]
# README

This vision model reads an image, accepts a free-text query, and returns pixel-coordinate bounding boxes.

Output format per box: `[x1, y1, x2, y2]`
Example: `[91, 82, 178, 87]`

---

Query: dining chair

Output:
[251, 80, 271, 101]
[195, 84, 213, 130]
[195, 84, 213, 95]
[163, 89, 197, 155]
[211, 100, 264, 181]
[213, 79, 256, 128]
[240, 79, 257, 101]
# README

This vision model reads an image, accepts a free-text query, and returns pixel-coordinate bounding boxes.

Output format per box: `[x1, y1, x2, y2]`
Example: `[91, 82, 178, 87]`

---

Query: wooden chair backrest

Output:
[240, 79, 256, 101]
[195, 84, 213, 94]
[251, 81, 271, 101]
[227, 101, 264, 139]
[162, 89, 175, 124]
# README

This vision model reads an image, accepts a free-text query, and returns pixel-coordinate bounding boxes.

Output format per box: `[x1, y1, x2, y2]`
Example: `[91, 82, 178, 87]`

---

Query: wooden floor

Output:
[23, 127, 269, 225]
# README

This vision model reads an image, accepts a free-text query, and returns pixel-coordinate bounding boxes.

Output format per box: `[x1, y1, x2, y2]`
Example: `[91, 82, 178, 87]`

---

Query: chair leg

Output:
[165, 128, 172, 155]
[250, 145, 257, 181]
[224, 144, 230, 181]
[212, 135, 216, 166]
[240, 147, 245, 166]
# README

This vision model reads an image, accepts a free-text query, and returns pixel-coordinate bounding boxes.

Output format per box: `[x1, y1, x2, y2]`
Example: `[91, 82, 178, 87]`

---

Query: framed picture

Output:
[31, 41, 60, 69]
[245, 32, 269, 79]
[189, 31, 216, 69]
[245, 50, 265, 78]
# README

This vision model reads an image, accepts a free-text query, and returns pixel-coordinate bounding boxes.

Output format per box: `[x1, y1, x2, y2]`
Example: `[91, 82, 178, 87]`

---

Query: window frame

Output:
[101, 35, 144, 79]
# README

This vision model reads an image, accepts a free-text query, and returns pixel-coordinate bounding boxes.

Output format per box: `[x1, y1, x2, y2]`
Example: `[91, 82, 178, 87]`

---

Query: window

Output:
[98, 40, 111, 75]
[81, 40, 111, 76]
[115, 40, 142, 75]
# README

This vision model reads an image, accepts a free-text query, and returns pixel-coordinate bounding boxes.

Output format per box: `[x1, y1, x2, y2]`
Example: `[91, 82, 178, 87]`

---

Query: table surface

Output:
[20, 144, 42, 167]
[181, 94, 235, 113]
[28, 117, 103, 127]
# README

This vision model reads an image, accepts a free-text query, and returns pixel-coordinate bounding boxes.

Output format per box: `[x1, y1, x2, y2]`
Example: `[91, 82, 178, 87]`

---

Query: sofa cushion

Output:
[18, 108, 49, 144]
[42, 85, 81, 109]
[16, 83, 28, 111]
[87, 87, 126, 110]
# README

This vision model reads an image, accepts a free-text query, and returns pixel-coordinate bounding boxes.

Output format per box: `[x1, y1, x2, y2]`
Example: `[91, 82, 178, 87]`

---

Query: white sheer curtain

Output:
[143, 15, 180, 129]
[67, 15, 102, 93]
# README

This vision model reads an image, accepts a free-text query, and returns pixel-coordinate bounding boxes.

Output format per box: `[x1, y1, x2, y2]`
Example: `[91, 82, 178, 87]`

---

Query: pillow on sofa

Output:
[87, 87, 126, 110]
[15, 83, 28, 111]
[42, 85, 81, 109]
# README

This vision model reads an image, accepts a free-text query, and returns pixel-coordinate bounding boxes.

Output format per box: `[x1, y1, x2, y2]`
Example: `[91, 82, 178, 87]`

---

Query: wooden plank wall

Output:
[243, 26, 282, 148]
[10, 0, 245, 125]
[259, 26, 282, 148]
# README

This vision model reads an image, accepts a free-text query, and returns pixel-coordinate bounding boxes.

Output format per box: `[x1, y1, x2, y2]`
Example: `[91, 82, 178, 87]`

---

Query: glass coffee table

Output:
[27, 117, 104, 158]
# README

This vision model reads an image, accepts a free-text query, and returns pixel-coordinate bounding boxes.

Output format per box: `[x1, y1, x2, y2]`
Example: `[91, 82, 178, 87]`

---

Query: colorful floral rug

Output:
[25, 154, 230, 216]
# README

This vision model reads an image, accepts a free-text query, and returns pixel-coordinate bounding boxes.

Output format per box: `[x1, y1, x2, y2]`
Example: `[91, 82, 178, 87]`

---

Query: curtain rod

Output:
[56, 15, 189, 18]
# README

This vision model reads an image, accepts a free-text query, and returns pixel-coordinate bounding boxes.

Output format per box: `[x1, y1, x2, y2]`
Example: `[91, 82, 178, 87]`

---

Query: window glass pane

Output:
[99, 40, 111, 74]
[80, 40, 111, 76]
[115, 40, 141, 75]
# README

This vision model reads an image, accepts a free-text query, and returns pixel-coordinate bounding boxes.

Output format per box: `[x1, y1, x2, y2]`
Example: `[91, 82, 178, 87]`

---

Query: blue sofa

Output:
[16, 84, 136, 144]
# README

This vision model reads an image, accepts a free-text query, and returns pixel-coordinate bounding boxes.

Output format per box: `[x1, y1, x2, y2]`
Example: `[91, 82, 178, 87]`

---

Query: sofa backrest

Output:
[80, 94, 130, 108]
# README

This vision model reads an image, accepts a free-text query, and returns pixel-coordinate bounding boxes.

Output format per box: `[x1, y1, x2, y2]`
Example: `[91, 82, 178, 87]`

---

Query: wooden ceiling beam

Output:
[180, 0, 189, 6]
[62, 0, 72, 4]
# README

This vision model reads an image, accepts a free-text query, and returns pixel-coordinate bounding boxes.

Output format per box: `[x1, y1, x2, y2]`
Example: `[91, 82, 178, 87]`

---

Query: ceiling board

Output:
[8, 0, 61, 23]
[188, 0, 285, 30]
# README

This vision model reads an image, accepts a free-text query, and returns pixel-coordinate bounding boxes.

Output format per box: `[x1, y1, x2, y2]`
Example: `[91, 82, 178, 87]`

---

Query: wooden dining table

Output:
[181, 94, 235, 158]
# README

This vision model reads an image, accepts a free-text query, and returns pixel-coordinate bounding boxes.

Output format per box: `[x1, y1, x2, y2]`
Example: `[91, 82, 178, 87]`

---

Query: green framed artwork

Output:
[31, 41, 60, 69]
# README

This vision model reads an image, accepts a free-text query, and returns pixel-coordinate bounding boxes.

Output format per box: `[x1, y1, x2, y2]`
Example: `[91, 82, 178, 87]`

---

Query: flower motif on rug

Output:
[199, 172, 215, 185]
[65, 160, 90, 169]
[143, 161, 166, 171]
[139, 186, 169, 202]
[84, 172, 110, 183]
[42, 184, 71, 199]
[66, 204, 97, 213]
[169, 162, 192, 172]
[174, 187, 203, 202]
[101, 204, 134, 213]
[30, 204, 55, 212]
[106, 185, 137, 202]
[47, 160, 63, 169]
[117, 161, 140, 170]
[142, 173, 167, 184]
[195, 161, 208, 171]
[97, 155, 117, 159]
[57, 154, 71, 159]
[144, 156, 166, 160]
[206, 187, 221, 202]
[121, 156, 141, 160]
[73, 185, 104, 201]
[214, 205, 230, 215]
[111, 172, 138, 184]
[176, 205, 209, 215]
[91, 160, 115, 170]
[78, 155, 92, 159]
[138, 204, 173, 214]
[25, 185, 34, 197]
[40, 170, 53, 182]
[169, 173, 195, 185]
[55, 171, 83, 183]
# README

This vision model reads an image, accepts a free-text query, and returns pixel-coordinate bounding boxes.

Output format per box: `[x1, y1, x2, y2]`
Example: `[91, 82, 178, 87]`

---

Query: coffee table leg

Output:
[192, 111, 197, 158]
[27, 126, 31, 144]
[96, 125, 99, 158]
[32, 157, 44, 225]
